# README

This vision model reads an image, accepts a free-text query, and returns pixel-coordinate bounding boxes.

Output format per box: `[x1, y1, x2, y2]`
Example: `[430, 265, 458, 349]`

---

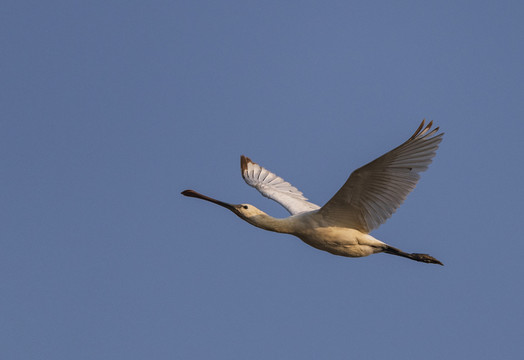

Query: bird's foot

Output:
[411, 253, 444, 266]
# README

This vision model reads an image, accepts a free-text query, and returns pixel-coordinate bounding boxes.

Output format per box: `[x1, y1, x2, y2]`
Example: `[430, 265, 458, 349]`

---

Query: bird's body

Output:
[227, 205, 386, 257]
[295, 225, 386, 258]
[182, 120, 444, 265]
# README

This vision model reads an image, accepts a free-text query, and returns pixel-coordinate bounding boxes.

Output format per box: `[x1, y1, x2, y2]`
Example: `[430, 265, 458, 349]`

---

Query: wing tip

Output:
[409, 119, 426, 140]
[241, 155, 259, 179]
[410, 119, 443, 140]
[240, 155, 252, 173]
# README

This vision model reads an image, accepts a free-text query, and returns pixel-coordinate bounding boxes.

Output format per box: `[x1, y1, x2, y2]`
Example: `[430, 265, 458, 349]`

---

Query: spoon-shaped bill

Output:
[181, 189, 236, 212]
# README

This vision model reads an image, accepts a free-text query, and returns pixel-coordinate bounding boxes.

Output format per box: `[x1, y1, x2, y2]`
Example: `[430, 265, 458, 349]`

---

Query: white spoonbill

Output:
[182, 120, 444, 265]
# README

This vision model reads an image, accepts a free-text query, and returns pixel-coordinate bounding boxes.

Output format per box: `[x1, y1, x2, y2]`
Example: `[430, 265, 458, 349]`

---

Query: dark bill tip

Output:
[181, 189, 199, 197]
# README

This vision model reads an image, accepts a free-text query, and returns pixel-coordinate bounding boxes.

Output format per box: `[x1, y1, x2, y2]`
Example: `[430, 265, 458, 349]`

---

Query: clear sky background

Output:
[2, 1, 523, 359]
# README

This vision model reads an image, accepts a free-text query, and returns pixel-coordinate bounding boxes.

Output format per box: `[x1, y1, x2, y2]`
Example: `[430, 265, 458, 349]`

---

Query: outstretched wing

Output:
[318, 120, 443, 233]
[241, 156, 320, 215]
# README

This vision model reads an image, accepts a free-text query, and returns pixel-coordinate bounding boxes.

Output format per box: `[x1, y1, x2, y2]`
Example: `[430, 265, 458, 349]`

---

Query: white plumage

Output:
[183, 120, 444, 265]
[241, 156, 320, 215]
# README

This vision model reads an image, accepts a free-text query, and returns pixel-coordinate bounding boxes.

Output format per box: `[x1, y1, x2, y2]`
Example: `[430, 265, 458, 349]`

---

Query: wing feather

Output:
[241, 156, 320, 215]
[318, 120, 443, 233]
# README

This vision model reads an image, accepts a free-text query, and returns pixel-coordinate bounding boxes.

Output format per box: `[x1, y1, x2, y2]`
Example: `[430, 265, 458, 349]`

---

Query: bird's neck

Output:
[241, 214, 294, 234]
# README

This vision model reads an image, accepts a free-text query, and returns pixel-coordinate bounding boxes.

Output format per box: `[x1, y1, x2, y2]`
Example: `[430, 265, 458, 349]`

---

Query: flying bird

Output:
[182, 120, 444, 265]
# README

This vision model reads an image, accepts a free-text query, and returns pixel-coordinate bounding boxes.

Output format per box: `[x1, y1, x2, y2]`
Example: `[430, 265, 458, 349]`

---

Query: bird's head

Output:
[181, 190, 266, 220]
[235, 203, 268, 218]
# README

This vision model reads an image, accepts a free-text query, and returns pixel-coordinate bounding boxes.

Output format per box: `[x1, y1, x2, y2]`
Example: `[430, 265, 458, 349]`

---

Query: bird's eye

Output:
[243, 205, 248, 209]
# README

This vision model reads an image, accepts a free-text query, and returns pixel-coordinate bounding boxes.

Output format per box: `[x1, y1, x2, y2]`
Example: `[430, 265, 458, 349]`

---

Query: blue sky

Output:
[2, 1, 523, 359]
